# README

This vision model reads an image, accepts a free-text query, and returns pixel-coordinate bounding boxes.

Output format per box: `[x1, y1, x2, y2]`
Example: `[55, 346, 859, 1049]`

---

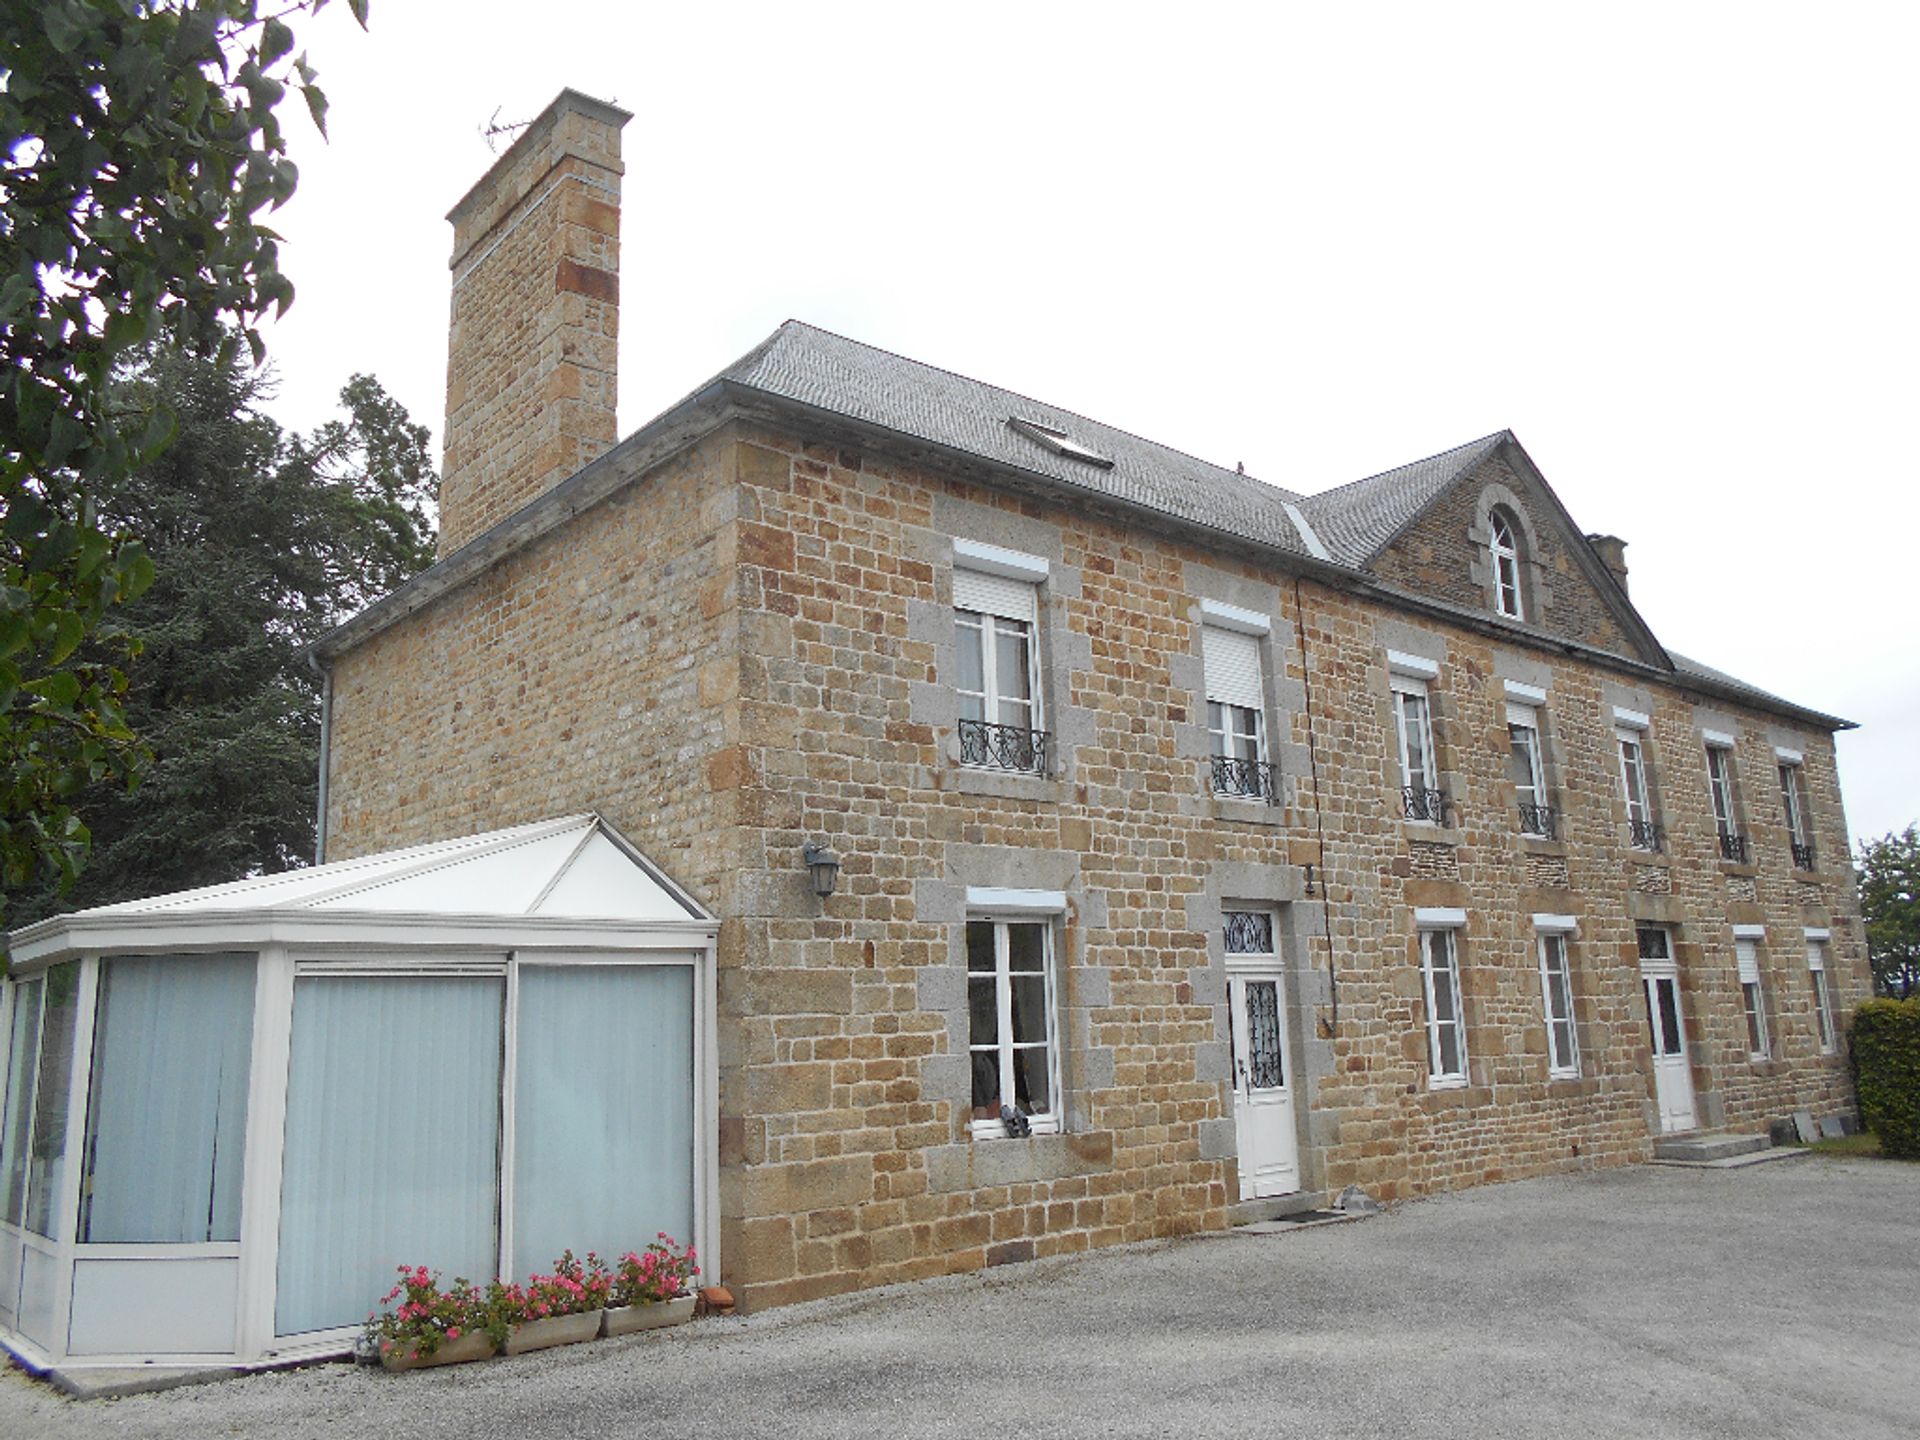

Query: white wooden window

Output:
[966, 918, 1060, 1138]
[1778, 760, 1813, 867]
[1537, 932, 1580, 1078]
[1736, 939, 1769, 1060]
[1490, 509, 1523, 619]
[1418, 926, 1468, 1088]
[1706, 745, 1739, 845]
[1507, 703, 1548, 834]
[1393, 675, 1439, 810]
[1616, 728, 1656, 847]
[1204, 625, 1266, 763]
[955, 565, 1043, 771]
[1806, 940, 1836, 1054]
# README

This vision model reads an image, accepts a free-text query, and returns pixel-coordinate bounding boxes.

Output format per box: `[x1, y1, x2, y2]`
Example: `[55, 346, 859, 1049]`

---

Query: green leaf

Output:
[260, 17, 296, 67]
[301, 83, 330, 139]
[349, 0, 372, 29]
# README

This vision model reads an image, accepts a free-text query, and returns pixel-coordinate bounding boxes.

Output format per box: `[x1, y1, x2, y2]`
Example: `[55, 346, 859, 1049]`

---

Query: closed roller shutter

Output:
[954, 567, 1038, 624]
[1204, 626, 1263, 710]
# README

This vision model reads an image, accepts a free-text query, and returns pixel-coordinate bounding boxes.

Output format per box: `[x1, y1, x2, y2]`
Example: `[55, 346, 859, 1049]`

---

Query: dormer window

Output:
[1490, 509, 1523, 619]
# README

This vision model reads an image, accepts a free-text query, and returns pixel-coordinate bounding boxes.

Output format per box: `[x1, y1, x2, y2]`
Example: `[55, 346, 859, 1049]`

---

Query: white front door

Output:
[1638, 926, 1697, 1134]
[1227, 963, 1300, 1200]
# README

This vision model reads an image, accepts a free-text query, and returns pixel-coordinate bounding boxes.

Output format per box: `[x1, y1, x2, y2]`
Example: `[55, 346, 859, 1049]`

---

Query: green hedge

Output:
[1852, 998, 1920, 1159]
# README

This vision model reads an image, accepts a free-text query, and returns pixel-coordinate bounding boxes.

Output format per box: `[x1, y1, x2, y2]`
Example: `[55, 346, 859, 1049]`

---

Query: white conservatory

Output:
[0, 814, 718, 1377]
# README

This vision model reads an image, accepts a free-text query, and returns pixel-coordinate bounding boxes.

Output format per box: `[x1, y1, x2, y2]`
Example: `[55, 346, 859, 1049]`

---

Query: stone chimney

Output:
[439, 89, 631, 553]
[1586, 533, 1629, 593]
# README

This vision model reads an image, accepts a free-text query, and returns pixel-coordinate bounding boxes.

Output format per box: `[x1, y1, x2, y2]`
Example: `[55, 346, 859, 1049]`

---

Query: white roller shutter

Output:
[1736, 940, 1760, 984]
[1203, 626, 1263, 710]
[954, 567, 1037, 625]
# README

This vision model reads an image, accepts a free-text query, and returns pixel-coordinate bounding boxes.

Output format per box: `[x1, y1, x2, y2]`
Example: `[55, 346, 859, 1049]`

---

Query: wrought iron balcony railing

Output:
[1790, 839, 1817, 872]
[1517, 803, 1556, 839]
[958, 718, 1051, 775]
[1211, 755, 1279, 804]
[1718, 831, 1749, 864]
[1628, 819, 1665, 853]
[1402, 786, 1451, 824]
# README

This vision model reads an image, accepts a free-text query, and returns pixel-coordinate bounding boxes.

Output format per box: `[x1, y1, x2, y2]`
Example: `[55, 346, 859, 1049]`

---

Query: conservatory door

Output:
[275, 974, 504, 1337]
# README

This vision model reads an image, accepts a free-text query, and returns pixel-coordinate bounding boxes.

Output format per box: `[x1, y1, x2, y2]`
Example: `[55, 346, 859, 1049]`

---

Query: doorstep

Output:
[1650, 1131, 1813, 1169]
[42, 1365, 249, 1400]
[1229, 1190, 1329, 1227]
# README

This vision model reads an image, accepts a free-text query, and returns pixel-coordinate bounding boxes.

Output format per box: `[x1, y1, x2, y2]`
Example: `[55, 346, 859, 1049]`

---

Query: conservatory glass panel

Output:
[276, 974, 503, 1336]
[81, 952, 256, 1244]
[512, 964, 695, 1280]
[25, 963, 81, 1238]
[1, 976, 43, 1227]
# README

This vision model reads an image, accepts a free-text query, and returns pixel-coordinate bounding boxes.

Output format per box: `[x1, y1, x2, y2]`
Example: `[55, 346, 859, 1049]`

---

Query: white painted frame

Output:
[1392, 677, 1439, 805]
[1616, 729, 1655, 842]
[1535, 929, 1581, 1079]
[1507, 703, 1547, 828]
[965, 915, 1064, 1140]
[1705, 743, 1740, 844]
[954, 609, 1044, 761]
[1735, 938, 1769, 1062]
[1489, 509, 1524, 619]
[1805, 938, 1836, 1054]
[0, 933, 718, 1374]
[1417, 924, 1469, 1090]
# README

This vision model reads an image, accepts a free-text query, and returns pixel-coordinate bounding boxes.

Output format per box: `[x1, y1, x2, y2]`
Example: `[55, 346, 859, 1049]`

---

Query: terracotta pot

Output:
[381, 1329, 496, 1370]
[601, 1294, 696, 1337]
[504, 1310, 603, 1355]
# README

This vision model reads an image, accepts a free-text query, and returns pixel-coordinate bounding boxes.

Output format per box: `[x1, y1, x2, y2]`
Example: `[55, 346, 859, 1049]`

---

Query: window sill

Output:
[1718, 860, 1760, 879]
[1546, 1075, 1599, 1098]
[970, 1115, 1063, 1141]
[1520, 835, 1567, 858]
[1627, 849, 1672, 868]
[1209, 793, 1286, 826]
[952, 766, 1065, 804]
[1402, 821, 1463, 847]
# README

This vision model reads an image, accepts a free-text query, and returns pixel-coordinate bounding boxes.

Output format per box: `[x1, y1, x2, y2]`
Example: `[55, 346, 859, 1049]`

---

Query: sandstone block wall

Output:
[439, 90, 628, 553]
[323, 422, 1867, 1310]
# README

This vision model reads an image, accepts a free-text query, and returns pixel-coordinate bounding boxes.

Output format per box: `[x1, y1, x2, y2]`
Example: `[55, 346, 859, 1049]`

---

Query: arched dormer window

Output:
[1490, 508, 1523, 619]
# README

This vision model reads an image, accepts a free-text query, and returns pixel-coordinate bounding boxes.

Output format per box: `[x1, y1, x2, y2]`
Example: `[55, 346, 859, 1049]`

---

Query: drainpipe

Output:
[1291, 575, 1339, 1036]
[307, 650, 331, 865]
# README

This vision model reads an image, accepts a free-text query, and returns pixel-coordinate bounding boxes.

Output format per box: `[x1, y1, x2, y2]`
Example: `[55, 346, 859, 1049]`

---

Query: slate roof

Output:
[714, 322, 1319, 559]
[1295, 431, 1510, 567]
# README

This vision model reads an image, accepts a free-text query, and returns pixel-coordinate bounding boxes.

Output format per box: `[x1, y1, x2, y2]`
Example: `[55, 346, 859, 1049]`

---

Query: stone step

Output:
[1652, 1132, 1772, 1163]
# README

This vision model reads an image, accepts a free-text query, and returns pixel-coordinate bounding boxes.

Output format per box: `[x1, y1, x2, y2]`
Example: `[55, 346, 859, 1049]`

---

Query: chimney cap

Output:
[446, 87, 632, 227]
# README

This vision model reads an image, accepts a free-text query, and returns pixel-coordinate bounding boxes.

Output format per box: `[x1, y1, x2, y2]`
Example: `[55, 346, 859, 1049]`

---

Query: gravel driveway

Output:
[5, 1155, 1915, 1440]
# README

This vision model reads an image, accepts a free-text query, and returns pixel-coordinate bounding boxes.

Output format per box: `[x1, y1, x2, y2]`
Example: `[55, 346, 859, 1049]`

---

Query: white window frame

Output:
[1805, 936, 1836, 1055]
[1735, 937, 1769, 1061]
[1417, 921, 1468, 1090]
[1705, 743, 1739, 845]
[1490, 510, 1524, 620]
[1202, 615, 1270, 779]
[954, 559, 1045, 770]
[1392, 675, 1439, 811]
[1535, 927, 1580, 1079]
[1616, 726, 1655, 846]
[1778, 759, 1811, 861]
[965, 915, 1062, 1140]
[1507, 703, 1548, 833]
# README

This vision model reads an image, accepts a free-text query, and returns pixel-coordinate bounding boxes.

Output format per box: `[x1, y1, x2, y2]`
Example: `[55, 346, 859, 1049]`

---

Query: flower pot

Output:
[504, 1310, 604, 1355]
[381, 1329, 496, 1371]
[601, 1294, 696, 1337]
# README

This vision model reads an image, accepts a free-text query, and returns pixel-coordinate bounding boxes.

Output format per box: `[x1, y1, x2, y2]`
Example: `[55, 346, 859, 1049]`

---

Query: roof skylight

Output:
[1008, 416, 1114, 469]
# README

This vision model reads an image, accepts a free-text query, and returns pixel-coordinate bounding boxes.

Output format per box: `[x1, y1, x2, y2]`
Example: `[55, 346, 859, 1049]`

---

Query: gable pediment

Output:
[1361, 437, 1668, 666]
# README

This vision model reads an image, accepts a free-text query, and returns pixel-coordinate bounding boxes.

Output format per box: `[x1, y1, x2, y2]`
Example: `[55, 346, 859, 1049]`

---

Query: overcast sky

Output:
[261, 2, 1918, 844]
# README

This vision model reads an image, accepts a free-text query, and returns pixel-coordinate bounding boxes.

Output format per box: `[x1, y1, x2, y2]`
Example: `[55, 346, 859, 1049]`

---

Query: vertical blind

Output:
[276, 975, 503, 1336]
[82, 953, 255, 1243]
[512, 965, 694, 1279]
[1203, 627, 1263, 710]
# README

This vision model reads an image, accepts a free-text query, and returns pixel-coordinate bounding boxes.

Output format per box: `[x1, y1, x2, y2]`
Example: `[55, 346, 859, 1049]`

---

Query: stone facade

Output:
[322, 419, 1866, 1310]
[316, 92, 1866, 1312]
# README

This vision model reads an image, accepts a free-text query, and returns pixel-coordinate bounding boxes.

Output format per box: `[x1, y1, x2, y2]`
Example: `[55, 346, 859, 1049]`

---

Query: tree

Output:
[1859, 826, 1920, 1000]
[8, 340, 435, 927]
[1, 0, 366, 916]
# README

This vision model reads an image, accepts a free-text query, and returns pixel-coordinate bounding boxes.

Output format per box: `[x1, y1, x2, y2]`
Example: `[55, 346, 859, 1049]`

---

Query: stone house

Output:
[313, 90, 1867, 1310]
